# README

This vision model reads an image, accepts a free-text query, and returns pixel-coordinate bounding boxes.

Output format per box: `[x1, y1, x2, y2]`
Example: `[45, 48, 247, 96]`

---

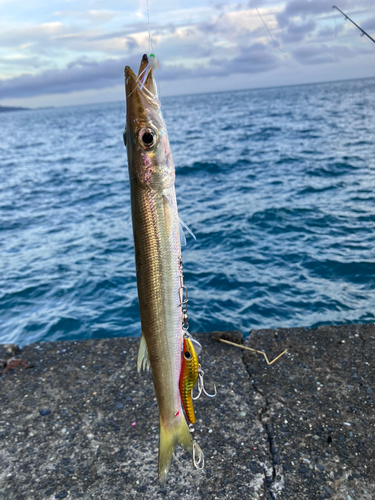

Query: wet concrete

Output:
[0, 324, 374, 500]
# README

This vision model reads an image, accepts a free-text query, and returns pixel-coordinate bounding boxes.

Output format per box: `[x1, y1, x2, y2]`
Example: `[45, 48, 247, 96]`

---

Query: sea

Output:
[1, 77, 375, 346]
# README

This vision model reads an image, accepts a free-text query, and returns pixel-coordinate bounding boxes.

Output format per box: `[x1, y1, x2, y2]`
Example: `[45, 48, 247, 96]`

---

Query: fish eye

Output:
[184, 351, 192, 360]
[142, 132, 154, 145]
[138, 128, 156, 148]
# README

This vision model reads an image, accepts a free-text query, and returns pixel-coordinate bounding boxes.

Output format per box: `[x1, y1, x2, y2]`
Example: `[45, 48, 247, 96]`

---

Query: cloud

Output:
[57, 33, 139, 55]
[53, 10, 116, 25]
[162, 43, 279, 80]
[316, 24, 344, 38]
[0, 41, 280, 99]
[0, 22, 65, 48]
[278, 0, 375, 25]
[212, 43, 279, 74]
[276, 0, 375, 45]
[292, 43, 354, 65]
[284, 0, 340, 17]
[1, 1, 374, 105]
[280, 19, 316, 43]
[292, 45, 333, 65]
[0, 58, 131, 98]
[0, 55, 42, 68]
[362, 16, 375, 32]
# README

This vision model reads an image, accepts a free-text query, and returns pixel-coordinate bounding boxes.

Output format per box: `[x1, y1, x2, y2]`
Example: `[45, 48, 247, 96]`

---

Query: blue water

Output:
[1, 78, 375, 346]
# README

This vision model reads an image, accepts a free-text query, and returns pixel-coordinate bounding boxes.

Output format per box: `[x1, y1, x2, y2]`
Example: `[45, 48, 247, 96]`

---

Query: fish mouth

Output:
[125, 54, 159, 107]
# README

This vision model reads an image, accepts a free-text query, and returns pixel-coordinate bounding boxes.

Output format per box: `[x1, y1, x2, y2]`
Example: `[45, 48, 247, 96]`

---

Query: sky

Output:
[0, 0, 374, 108]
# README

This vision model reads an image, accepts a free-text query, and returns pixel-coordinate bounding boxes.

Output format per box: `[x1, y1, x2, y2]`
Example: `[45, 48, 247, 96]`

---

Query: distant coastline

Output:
[0, 105, 54, 113]
[0, 105, 29, 113]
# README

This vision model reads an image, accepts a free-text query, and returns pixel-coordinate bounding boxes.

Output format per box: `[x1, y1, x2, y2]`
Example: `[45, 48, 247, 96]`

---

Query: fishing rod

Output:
[332, 5, 375, 45]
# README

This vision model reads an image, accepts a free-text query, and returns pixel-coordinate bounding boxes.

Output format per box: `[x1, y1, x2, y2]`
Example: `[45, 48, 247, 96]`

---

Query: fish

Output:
[179, 335, 200, 424]
[123, 54, 194, 483]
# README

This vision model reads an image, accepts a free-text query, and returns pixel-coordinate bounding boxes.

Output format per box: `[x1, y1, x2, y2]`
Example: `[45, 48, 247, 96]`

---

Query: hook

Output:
[192, 441, 204, 470]
[199, 369, 217, 397]
[192, 367, 217, 400]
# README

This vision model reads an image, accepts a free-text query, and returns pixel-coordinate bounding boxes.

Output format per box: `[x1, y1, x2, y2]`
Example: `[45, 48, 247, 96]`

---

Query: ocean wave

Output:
[1, 79, 375, 344]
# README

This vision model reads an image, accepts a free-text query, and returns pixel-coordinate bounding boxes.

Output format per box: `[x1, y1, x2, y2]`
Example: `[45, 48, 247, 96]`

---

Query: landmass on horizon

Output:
[0, 105, 29, 113]
[0, 105, 56, 113]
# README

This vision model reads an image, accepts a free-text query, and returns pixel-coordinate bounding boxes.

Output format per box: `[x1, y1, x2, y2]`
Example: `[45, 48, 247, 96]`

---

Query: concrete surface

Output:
[0, 324, 374, 500]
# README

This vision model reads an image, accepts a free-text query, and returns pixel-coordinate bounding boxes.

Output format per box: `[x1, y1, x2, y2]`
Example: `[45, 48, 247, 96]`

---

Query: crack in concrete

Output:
[240, 350, 284, 500]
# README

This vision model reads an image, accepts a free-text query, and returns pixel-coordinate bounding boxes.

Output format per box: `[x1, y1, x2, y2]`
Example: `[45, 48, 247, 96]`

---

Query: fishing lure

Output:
[179, 335, 217, 425]
[179, 335, 200, 424]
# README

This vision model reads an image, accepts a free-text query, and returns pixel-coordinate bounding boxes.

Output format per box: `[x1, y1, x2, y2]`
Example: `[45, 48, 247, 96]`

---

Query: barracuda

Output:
[123, 54, 193, 483]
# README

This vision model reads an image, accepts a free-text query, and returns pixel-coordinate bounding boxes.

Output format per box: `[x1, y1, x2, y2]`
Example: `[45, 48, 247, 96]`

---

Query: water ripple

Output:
[1, 78, 375, 344]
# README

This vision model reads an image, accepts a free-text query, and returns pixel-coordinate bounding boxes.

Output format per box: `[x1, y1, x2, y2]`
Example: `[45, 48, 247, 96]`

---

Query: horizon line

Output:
[2, 73, 374, 111]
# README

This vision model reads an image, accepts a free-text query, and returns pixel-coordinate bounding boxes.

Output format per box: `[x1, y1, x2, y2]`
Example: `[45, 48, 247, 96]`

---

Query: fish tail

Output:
[158, 414, 193, 484]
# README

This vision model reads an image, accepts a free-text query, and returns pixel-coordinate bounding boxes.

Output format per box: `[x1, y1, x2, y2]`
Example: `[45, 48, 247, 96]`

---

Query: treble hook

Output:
[192, 367, 217, 400]
[192, 441, 204, 470]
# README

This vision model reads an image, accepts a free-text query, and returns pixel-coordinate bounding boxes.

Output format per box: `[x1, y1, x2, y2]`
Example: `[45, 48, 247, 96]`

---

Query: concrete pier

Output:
[1, 324, 374, 499]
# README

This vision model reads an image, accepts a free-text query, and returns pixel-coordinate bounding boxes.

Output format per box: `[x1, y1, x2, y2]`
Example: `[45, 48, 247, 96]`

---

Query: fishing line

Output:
[125, 0, 161, 103]
[255, 7, 284, 52]
[146, 0, 154, 55]
[146, 0, 162, 100]
[217, 338, 287, 366]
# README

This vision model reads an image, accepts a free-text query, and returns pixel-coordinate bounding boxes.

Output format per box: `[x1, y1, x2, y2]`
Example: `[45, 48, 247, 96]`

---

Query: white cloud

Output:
[0, 22, 65, 49]
[0, 0, 374, 106]
[53, 10, 116, 24]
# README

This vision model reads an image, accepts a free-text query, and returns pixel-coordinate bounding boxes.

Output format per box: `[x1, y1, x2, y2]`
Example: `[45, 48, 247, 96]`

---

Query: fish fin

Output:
[179, 222, 187, 247]
[178, 217, 196, 241]
[137, 333, 150, 372]
[159, 414, 193, 484]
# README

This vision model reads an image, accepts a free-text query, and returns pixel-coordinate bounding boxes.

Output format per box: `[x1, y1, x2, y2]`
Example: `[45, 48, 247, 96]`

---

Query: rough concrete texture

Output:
[0, 324, 374, 500]
[244, 324, 375, 500]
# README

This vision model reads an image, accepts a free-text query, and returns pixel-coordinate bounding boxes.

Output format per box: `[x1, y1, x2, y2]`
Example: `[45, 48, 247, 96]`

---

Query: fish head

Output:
[182, 336, 199, 377]
[124, 54, 174, 189]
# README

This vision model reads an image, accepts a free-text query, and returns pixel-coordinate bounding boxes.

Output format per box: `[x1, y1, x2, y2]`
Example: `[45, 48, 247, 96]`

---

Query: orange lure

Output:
[179, 336, 200, 424]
